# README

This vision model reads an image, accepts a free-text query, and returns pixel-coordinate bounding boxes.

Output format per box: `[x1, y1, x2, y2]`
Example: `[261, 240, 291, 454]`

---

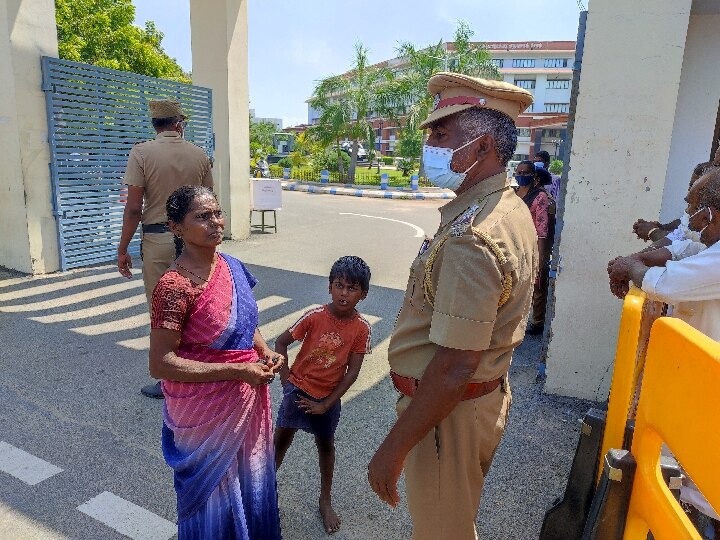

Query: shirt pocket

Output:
[405, 258, 427, 311]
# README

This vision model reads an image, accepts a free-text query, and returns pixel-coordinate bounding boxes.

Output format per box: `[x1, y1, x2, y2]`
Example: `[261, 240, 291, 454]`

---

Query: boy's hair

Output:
[329, 256, 371, 292]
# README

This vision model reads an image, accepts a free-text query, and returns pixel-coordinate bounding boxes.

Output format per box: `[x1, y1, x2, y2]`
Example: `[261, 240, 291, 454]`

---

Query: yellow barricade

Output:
[599, 287, 662, 483]
[623, 317, 720, 539]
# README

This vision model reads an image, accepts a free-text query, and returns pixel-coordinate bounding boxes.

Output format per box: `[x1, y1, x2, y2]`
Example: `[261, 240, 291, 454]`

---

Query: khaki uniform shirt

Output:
[124, 131, 214, 224]
[388, 172, 539, 383]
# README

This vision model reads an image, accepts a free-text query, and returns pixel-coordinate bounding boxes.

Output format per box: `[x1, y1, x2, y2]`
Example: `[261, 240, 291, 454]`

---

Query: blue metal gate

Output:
[41, 57, 214, 270]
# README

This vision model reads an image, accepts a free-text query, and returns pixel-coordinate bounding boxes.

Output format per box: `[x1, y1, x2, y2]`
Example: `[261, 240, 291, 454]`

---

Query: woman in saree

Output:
[149, 185, 283, 539]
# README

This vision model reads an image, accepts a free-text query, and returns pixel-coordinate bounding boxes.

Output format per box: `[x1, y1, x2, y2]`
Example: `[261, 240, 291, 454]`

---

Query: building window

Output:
[513, 154, 530, 162]
[514, 79, 535, 90]
[544, 58, 570, 68]
[545, 103, 570, 113]
[547, 79, 571, 89]
[517, 128, 531, 137]
[490, 59, 504, 68]
[542, 129, 561, 138]
[512, 59, 535, 68]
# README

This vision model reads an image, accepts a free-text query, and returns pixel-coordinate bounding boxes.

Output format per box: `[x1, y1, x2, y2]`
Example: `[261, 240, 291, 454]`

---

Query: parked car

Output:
[337, 141, 368, 162]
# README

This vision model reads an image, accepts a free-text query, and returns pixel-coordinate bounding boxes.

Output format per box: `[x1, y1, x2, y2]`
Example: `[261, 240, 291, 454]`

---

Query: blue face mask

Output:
[515, 175, 534, 186]
[534, 161, 545, 169]
[422, 136, 482, 191]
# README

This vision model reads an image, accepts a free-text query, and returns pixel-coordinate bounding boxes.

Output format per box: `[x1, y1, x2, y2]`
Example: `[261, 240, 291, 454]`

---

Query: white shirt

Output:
[642, 241, 720, 341]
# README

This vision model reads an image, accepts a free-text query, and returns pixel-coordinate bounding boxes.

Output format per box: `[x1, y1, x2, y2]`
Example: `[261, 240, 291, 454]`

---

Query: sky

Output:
[133, 0, 584, 128]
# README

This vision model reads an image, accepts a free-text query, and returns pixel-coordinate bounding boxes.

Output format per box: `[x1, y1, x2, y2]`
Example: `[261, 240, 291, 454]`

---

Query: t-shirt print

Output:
[308, 331, 344, 368]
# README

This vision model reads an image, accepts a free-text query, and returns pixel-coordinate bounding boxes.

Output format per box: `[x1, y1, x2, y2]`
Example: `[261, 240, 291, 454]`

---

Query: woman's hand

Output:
[297, 396, 328, 415]
[237, 362, 275, 386]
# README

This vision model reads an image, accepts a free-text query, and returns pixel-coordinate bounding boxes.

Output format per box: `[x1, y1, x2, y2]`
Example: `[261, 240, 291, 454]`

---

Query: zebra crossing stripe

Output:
[0, 441, 63, 486]
[77, 491, 176, 540]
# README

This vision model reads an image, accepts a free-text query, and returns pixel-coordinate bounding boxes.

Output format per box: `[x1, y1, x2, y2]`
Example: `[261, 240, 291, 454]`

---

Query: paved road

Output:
[0, 190, 593, 539]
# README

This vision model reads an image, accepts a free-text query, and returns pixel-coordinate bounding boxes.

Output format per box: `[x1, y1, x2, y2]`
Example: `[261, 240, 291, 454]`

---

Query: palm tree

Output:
[378, 21, 500, 176]
[307, 101, 350, 176]
[309, 42, 390, 181]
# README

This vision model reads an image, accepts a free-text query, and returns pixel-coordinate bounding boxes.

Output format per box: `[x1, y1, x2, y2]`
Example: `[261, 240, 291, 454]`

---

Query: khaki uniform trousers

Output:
[531, 262, 550, 327]
[397, 384, 511, 540]
[140, 232, 175, 306]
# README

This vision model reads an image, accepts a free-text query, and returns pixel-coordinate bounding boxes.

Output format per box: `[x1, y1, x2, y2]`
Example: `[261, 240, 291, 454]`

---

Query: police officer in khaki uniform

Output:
[368, 74, 538, 539]
[117, 99, 213, 398]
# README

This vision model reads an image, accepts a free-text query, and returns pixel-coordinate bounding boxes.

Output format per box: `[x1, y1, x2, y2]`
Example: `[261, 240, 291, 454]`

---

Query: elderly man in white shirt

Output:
[608, 168, 720, 340]
[608, 166, 720, 534]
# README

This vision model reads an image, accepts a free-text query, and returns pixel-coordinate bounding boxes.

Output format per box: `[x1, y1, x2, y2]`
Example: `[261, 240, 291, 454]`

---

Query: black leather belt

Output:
[141, 223, 169, 234]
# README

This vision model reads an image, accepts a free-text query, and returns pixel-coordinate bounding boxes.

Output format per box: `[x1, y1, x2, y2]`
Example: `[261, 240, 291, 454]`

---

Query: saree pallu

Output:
[160, 254, 281, 539]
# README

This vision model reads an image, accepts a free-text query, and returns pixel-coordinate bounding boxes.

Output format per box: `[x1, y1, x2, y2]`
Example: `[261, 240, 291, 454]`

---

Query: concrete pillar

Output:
[190, 0, 250, 240]
[0, 0, 59, 273]
[546, 0, 692, 399]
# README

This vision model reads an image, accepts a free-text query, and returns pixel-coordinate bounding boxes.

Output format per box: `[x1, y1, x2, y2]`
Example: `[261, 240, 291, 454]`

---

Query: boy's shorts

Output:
[276, 381, 341, 439]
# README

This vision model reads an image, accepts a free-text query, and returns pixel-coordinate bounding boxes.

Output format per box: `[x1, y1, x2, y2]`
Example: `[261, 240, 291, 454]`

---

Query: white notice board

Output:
[252, 179, 282, 210]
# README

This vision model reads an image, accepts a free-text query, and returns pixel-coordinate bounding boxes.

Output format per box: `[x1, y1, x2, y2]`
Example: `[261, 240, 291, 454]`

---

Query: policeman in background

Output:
[117, 99, 214, 399]
[368, 73, 538, 539]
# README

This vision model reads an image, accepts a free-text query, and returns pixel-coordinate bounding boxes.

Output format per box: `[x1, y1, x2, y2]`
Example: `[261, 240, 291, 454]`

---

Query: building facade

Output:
[307, 40, 575, 160]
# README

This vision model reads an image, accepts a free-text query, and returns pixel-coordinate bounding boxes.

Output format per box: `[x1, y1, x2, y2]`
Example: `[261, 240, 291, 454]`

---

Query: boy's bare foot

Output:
[319, 498, 340, 534]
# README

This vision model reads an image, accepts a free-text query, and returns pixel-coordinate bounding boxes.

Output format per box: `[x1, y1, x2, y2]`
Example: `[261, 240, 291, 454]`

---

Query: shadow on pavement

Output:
[0, 262, 597, 539]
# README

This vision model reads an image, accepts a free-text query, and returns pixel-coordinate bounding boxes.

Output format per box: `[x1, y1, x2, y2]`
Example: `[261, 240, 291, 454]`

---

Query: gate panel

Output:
[41, 57, 214, 270]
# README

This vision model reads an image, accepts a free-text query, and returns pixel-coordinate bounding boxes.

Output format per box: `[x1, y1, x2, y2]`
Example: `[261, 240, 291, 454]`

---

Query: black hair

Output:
[517, 160, 535, 173]
[535, 150, 551, 165]
[329, 256, 371, 292]
[535, 167, 552, 186]
[166, 185, 217, 257]
[152, 116, 181, 131]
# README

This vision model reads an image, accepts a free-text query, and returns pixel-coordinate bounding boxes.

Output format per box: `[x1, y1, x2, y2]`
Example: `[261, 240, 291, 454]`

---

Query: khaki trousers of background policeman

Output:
[140, 232, 175, 306]
[397, 384, 511, 540]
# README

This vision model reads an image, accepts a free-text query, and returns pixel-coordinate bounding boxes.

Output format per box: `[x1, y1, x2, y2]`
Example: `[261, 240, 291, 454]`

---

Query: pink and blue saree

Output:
[155, 253, 281, 539]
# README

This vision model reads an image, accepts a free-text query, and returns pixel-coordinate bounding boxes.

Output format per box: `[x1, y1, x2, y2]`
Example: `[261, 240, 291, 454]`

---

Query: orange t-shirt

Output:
[288, 305, 372, 399]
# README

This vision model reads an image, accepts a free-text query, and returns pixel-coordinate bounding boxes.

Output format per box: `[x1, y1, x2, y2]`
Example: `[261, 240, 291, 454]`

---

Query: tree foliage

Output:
[309, 42, 391, 181]
[56, 0, 190, 83]
[249, 119, 277, 158]
[380, 21, 500, 172]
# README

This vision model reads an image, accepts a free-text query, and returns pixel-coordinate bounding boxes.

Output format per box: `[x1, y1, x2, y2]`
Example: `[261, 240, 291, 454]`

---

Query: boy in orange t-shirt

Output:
[274, 256, 372, 534]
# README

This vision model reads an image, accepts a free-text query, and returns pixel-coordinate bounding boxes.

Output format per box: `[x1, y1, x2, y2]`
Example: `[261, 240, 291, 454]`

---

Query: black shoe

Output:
[526, 323, 544, 336]
[141, 381, 164, 399]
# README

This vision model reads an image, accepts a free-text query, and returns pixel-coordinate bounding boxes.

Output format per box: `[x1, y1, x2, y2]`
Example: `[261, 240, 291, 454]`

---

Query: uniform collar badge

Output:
[450, 203, 480, 237]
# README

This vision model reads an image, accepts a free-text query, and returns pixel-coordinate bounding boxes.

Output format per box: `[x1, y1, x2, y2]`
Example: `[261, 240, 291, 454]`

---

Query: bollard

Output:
[411, 174, 419, 191]
[380, 173, 389, 190]
[320, 169, 329, 184]
[283, 167, 290, 180]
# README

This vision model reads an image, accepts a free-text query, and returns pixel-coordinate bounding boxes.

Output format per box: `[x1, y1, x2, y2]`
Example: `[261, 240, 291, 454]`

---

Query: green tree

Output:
[56, 0, 190, 82]
[549, 159, 564, 175]
[249, 119, 277, 158]
[307, 102, 351, 177]
[309, 42, 391, 181]
[380, 21, 500, 175]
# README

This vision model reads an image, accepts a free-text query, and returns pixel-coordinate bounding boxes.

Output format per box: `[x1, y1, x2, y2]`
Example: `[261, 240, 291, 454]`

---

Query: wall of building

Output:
[660, 13, 720, 222]
[546, 0, 693, 400]
[190, 0, 250, 240]
[0, 0, 59, 273]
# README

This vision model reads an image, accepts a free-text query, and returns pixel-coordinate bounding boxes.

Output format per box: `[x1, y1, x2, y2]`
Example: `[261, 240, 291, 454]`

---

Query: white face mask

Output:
[679, 211, 701, 242]
[688, 206, 712, 243]
[422, 136, 482, 191]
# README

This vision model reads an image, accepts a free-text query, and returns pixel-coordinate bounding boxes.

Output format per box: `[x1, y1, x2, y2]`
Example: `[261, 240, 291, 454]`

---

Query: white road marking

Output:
[77, 491, 176, 540]
[117, 336, 149, 351]
[31, 295, 147, 324]
[71, 313, 150, 336]
[0, 270, 128, 302]
[339, 212, 425, 238]
[0, 441, 63, 486]
[0, 281, 142, 313]
[256, 295, 291, 311]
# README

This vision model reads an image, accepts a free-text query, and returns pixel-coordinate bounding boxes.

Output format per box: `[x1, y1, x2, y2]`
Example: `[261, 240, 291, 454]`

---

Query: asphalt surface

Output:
[0, 190, 596, 539]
